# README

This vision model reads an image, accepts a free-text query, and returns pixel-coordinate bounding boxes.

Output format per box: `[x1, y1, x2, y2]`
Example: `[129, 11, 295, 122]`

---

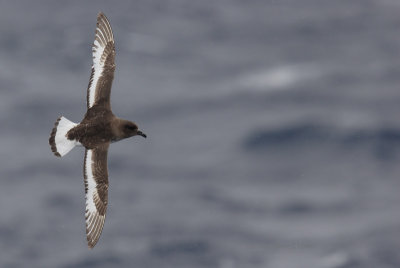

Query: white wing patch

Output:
[84, 149, 106, 248]
[87, 13, 114, 108]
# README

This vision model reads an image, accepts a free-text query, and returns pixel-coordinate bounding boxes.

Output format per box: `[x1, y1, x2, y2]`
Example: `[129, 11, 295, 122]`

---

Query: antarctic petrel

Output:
[49, 12, 146, 248]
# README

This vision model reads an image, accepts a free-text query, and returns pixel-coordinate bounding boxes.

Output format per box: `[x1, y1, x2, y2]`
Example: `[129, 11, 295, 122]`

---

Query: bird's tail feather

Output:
[49, 116, 78, 157]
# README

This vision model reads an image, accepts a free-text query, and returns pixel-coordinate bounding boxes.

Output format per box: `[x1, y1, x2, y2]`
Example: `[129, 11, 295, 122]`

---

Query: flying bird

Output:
[49, 12, 146, 248]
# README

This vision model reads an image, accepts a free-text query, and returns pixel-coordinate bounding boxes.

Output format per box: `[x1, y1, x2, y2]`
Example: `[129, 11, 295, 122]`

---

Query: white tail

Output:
[49, 116, 79, 157]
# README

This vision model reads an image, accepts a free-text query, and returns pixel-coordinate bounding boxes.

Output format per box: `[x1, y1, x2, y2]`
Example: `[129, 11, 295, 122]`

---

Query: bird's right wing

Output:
[83, 143, 109, 248]
[86, 12, 115, 110]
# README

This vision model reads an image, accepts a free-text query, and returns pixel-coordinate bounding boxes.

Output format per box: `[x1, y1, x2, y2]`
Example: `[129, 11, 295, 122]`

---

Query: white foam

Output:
[238, 64, 322, 91]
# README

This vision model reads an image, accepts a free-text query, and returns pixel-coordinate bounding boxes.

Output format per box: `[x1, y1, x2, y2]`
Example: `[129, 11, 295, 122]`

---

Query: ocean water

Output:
[0, 0, 400, 267]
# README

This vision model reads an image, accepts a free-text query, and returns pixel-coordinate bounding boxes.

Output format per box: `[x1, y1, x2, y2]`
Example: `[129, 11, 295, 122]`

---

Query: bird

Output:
[49, 12, 146, 249]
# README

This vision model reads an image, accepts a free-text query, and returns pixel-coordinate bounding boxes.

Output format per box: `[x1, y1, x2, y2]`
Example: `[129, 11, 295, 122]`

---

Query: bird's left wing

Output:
[87, 12, 115, 110]
[83, 143, 110, 248]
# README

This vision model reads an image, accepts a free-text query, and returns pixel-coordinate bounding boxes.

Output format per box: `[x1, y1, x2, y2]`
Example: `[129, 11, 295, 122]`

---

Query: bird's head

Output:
[120, 121, 146, 139]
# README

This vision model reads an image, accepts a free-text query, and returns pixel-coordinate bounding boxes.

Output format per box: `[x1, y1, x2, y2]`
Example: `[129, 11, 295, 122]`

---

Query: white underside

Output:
[54, 116, 79, 156]
[88, 40, 106, 108]
[85, 150, 97, 216]
[84, 149, 106, 243]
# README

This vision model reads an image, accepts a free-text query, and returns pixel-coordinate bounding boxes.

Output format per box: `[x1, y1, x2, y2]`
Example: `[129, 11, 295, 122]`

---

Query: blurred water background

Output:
[0, 0, 400, 267]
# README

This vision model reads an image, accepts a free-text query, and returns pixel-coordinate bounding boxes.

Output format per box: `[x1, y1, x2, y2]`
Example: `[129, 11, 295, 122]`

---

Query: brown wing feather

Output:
[87, 12, 115, 110]
[84, 143, 110, 248]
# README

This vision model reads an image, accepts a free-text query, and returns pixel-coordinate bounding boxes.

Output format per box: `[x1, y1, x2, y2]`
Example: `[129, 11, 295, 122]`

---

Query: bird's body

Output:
[49, 13, 146, 248]
[67, 108, 131, 148]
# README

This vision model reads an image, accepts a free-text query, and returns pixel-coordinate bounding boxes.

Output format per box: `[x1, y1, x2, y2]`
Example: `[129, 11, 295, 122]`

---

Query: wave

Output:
[243, 123, 400, 158]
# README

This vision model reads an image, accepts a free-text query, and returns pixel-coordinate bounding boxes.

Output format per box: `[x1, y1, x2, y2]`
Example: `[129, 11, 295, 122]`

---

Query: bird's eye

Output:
[125, 125, 137, 131]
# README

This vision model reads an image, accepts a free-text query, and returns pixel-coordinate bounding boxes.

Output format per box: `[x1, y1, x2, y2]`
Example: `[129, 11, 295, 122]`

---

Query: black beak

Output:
[137, 130, 147, 138]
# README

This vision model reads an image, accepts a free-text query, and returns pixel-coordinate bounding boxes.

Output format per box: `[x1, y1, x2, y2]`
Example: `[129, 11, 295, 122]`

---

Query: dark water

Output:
[0, 0, 400, 267]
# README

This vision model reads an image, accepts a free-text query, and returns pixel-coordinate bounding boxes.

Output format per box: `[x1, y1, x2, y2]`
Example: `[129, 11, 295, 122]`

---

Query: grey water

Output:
[0, 0, 399, 267]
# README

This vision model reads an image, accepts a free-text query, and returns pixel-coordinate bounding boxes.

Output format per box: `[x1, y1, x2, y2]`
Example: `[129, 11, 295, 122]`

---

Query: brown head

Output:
[114, 119, 146, 140]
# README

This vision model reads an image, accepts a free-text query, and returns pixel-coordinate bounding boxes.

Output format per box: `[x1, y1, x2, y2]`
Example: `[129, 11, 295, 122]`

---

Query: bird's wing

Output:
[87, 12, 115, 110]
[83, 143, 110, 248]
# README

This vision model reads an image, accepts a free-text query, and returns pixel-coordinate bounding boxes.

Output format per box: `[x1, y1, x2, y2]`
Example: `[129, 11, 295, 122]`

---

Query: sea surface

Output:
[0, 1, 399, 267]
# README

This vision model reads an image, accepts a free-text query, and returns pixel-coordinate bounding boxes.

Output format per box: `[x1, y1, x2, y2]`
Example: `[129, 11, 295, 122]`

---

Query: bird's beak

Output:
[137, 130, 147, 138]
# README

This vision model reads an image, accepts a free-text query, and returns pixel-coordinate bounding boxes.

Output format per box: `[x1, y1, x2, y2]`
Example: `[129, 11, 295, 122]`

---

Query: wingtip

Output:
[94, 12, 113, 41]
[86, 232, 98, 249]
[86, 235, 100, 249]
[97, 12, 109, 21]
